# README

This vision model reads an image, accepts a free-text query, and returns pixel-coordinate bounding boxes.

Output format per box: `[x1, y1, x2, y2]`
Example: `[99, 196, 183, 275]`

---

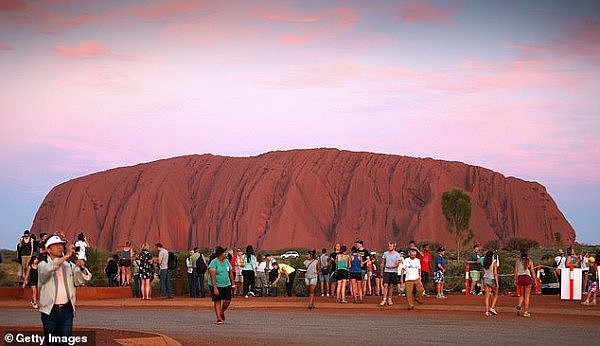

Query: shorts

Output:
[305, 277, 318, 286]
[434, 271, 445, 283]
[349, 272, 362, 280]
[210, 285, 232, 301]
[234, 274, 244, 283]
[319, 272, 330, 283]
[483, 277, 497, 287]
[330, 272, 337, 281]
[336, 269, 349, 281]
[470, 270, 481, 282]
[119, 259, 131, 267]
[588, 281, 597, 294]
[383, 272, 399, 285]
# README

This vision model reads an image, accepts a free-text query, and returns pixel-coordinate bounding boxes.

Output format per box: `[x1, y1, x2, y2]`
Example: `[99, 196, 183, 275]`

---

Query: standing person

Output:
[74, 232, 89, 265]
[381, 242, 401, 306]
[355, 240, 370, 295]
[553, 249, 566, 282]
[186, 249, 196, 298]
[242, 245, 257, 298]
[401, 248, 424, 310]
[318, 248, 330, 297]
[566, 247, 580, 267]
[514, 249, 535, 317]
[17, 230, 34, 283]
[420, 244, 432, 296]
[335, 245, 350, 303]
[22, 255, 39, 309]
[208, 246, 235, 325]
[365, 254, 374, 296]
[156, 243, 172, 299]
[119, 241, 133, 286]
[132, 253, 142, 298]
[329, 244, 341, 298]
[304, 250, 320, 309]
[255, 254, 267, 296]
[38, 235, 92, 342]
[232, 249, 245, 296]
[468, 244, 482, 295]
[396, 251, 406, 297]
[434, 247, 447, 299]
[272, 262, 297, 297]
[349, 246, 364, 303]
[189, 247, 204, 298]
[581, 252, 590, 294]
[139, 243, 153, 300]
[372, 254, 383, 296]
[581, 257, 597, 305]
[482, 250, 499, 316]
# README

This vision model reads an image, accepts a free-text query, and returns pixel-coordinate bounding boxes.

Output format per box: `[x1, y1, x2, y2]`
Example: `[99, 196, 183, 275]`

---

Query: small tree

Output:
[554, 232, 563, 247]
[441, 188, 473, 263]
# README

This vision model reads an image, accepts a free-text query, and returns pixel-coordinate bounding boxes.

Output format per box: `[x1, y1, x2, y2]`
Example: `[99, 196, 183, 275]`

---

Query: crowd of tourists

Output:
[12, 230, 600, 327]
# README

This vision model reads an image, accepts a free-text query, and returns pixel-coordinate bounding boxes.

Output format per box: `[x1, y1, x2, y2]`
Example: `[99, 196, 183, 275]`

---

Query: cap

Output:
[45, 235, 66, 248]
[23, 230, 30, 235]
[589, 257, 595, 264]
[215, 246, 227, 255]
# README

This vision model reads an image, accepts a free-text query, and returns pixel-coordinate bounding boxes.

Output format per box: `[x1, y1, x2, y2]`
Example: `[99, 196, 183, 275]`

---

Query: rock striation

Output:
[31, 149, 575, 251]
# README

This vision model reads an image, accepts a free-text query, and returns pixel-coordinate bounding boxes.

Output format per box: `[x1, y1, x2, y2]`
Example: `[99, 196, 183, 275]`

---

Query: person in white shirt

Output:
[553, 249, 566, 282]
[401, 249, 424, 310]
[74, 232, 89, 263]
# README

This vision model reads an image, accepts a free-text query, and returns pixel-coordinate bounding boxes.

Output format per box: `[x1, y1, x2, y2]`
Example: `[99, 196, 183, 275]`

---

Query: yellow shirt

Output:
[278, 263, 295, 275]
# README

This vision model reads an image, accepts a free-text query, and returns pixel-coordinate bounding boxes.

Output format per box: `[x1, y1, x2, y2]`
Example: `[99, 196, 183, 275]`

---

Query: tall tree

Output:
[441, 188, 473, 263]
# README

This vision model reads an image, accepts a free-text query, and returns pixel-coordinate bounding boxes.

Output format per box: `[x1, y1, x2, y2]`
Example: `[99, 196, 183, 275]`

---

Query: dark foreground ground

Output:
[1, 294, 600, 345]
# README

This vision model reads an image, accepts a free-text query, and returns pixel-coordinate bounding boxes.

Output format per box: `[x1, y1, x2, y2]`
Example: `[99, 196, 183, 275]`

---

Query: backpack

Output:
[167, 251, 178, 270]
[196, 255, 207, 274]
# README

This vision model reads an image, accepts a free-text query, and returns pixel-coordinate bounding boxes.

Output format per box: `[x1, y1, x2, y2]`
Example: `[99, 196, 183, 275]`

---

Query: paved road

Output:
[2, 307, 599, 345]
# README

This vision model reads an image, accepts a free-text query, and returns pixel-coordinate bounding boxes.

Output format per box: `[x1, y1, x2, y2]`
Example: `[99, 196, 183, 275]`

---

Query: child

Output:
[22, 256, 39, 309]
[582, 257, 597, 306]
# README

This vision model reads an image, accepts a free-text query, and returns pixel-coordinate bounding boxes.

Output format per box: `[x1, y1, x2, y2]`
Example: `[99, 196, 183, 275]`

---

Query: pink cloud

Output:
[52, 41, 110, 59]
[0, 44, 15, 51]
[0, 0, 27, 12]
[128, 0, 205, 20]
[399, 1, 460, 24]
[280, 33, 314, 46]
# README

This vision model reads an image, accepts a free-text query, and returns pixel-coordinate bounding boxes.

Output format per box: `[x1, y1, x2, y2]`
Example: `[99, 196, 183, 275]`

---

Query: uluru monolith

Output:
[31, 148, 575, 251]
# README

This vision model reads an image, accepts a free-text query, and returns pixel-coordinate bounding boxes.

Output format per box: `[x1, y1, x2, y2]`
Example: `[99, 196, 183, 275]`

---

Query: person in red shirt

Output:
[419, 244, 432, 296]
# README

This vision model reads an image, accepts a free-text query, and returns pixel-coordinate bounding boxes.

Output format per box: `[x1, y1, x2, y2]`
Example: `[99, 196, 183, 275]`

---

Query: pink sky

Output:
[0, 0, 599, 247]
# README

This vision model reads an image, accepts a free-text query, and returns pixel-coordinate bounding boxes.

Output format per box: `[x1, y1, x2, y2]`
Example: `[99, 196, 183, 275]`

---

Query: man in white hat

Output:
[38, 235, 92, 342]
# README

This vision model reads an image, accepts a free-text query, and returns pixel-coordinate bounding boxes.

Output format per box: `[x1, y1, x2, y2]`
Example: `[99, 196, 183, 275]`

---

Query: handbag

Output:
[517, 274, 532, 286]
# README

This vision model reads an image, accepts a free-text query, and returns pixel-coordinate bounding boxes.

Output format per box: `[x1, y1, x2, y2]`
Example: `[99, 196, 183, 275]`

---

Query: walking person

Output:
[119, 241, 133, 286]
[335, 245, 350, 303]
[16, 230, 34, 284]
[22, 255, 39, 309]
[272, 262, 297, 297]
[420, 243, 432, 295]
[349, 246, 364, 303]
[514, 249, 535, 317]
[381, 242, 401, 306]
[401, 248, 424, 310]
[482, 250, 499, 316]
[139, 243, 153, 300]
[38, 235, 92, 343]
[156, 243, 172, 298]
[74, 232, 89, 266]
[208, 246, 235, 325]
[318, 248, 330, 297]
[434, 247, 447, 299]
[304, 250, 320, 309]
[242, 245, 257, 298]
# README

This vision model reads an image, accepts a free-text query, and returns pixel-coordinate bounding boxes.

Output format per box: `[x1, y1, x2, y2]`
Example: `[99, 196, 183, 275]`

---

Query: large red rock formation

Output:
[31, 149, 575, 251]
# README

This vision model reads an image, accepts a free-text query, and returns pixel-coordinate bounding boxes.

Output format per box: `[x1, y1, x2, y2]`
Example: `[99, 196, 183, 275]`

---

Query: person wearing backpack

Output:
[156, 243, 173, 298]
[190, 247, 207, 298]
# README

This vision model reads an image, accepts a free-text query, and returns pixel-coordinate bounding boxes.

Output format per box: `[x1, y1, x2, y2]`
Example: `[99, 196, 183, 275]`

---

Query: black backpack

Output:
[167, 252, 178, 270]
[196, 255, 207, 274]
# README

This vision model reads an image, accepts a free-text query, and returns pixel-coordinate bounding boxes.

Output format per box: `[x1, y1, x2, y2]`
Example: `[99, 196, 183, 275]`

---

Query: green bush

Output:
[502, 237, 540, 251]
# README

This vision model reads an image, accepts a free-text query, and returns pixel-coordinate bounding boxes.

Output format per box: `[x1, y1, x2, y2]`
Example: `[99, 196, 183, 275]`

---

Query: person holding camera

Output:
[38, 235, 92, 342]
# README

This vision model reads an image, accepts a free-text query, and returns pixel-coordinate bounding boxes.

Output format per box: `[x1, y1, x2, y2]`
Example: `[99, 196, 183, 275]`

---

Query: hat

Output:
[45, 235, 66, 248]
[215, 246, 227, 255]
[589, 257, 595, 264]
[23, 230, 30, 235]
[355, 239, 363, 244]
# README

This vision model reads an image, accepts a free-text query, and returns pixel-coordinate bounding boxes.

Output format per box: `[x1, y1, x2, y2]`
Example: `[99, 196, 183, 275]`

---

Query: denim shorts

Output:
[305, 277, 318, 286]
[483, 277, 496, 287]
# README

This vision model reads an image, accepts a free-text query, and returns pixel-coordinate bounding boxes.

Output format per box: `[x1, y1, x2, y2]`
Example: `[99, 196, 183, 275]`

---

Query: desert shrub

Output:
[484, 239, 500, 251]
[503, 238, 539, 251]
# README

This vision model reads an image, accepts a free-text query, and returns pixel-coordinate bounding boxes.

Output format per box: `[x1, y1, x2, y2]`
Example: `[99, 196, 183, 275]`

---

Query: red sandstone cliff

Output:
[31, 149, 575, 251]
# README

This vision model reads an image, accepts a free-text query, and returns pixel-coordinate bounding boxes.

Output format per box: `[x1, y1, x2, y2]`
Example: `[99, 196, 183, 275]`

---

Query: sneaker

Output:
[489, 308, 498, 315]
[321, 294, 324, 297]
[326, 293, 330, 297]
[380, 299, 387, 306]
[522, 312, 531, 318]
[244, 295, 249, 299]
[387, 298, 393, 306]
[440, 295, 447, 299]
[33, 303, 39, 309]
[216, 320, 224, 325]
[582, 301, 590, 305]
[249, 292, 255, 297]
[485, 311, 491, 316]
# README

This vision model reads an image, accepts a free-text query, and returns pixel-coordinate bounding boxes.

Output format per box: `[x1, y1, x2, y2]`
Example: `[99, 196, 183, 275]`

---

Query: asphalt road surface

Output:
[1, 307, 599, 345]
